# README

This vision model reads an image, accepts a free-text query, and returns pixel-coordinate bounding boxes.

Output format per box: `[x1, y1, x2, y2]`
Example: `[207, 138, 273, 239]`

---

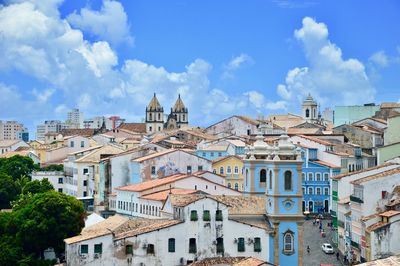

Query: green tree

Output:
[22, 179, 54, 195]
[0, 173, 18, 209]
[40, 164, 63, 172]
[13, 191, 85, 258]
[0, 155, 36, 180]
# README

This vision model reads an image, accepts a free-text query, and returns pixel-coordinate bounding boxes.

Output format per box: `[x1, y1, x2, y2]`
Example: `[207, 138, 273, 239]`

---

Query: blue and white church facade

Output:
[243, 132, 304, 266]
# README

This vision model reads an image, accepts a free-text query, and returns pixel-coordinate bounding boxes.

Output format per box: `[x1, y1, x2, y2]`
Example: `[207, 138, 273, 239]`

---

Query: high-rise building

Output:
[66, 108, 84, 129]
[0, 120, 25, 140]
[36, 120, 67, 141]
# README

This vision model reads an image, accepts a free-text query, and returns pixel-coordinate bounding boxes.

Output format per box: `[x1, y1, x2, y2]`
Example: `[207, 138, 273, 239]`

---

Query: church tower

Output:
[145, 93, 164, 133]
[171, 94, 188, 128]
[243, 129, 304, 266]
[302, 94, 318, 123]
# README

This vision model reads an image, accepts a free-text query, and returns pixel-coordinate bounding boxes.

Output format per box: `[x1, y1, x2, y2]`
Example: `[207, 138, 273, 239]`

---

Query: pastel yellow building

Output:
[212, 155, 244, 191]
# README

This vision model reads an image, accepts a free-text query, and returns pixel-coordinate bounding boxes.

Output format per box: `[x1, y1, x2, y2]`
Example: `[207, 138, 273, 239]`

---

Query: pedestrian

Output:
[307, 245, 310, 254]
[336, 251, 340, 260]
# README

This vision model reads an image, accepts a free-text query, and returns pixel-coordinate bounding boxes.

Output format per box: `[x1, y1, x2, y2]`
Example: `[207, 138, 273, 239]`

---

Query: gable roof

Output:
[59, 128, 95, 137]
[350, 167, 400, 185]
[297, 135, 333, 146]
[313, 160, 341, 169]
[75, 145, 125, 163]
[212, 155, 243, 164]
[0, 140, 22, 147]
[132, 148, 208, 163]
[140, 188, 200, 202]
[116, 173, 187, 192]
[118, 122, 146, 133]
[114, 219, 182, 240]
[332, 163, 398, 180]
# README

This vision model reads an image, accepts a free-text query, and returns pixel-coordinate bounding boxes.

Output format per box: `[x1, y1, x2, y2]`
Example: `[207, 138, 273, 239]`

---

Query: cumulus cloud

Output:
[276, 17, 375, 107]
[222, 53, 253, 79]
[67, 0, 133, 46]
[0, 1, 275, 129]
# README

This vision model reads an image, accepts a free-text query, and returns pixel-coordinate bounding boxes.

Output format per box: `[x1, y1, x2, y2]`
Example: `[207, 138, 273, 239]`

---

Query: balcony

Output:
[351, 240, 360, 250]
[350, 195, 364, 204]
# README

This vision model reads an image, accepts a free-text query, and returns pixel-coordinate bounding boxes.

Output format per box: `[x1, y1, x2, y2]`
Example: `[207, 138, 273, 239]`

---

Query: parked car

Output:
[321, 243, 334, 254]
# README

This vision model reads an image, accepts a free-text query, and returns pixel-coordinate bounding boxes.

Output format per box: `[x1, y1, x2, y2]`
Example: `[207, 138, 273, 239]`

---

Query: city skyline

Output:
[1, 0, 400, 134]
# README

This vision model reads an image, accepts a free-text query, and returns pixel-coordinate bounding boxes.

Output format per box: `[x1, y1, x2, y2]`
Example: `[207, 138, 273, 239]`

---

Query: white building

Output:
[66, 108, 84, 129]
[0, 140, 29, 154]
[205, 115, 259, 137]
[64, 194, 272, 266]
[32, 171, 65, 193]
[131, 149, 212, 183]
[36, 120, 67, 141]
[113, 171, 240, 219]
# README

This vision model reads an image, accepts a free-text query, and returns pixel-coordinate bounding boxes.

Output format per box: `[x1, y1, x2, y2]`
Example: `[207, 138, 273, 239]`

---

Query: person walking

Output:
[336, 251, 340, 261]
[307, 246, 310, 254]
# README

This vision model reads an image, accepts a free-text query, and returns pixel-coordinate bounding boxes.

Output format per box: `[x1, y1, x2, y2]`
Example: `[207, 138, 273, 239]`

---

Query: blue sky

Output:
[0, 0, 399, 136]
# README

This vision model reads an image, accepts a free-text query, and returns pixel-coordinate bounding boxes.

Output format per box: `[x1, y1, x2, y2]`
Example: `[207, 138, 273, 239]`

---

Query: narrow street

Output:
[303, 218, 342, 266]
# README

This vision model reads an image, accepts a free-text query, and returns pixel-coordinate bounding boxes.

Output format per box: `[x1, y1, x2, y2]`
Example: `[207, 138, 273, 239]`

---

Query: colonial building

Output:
[302, 94, 319, 123]
[145, 93, 189, 133]
[243, 132, 304, 266]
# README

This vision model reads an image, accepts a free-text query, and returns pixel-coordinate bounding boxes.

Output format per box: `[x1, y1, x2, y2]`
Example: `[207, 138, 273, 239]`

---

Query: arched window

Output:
[305, 109, 310, 118]
[323, 173, 329, 181]
[260, 169, 266, 183]
[234, 183, 238, 190]
[269, 170, 273, 189]
[149, 113, 153, 120]
[228, 183, 231, 188]
[219, 167, 224, 175]
[234, 166, 239, 174]
[316, 173, 321, 181]
[308, 173, 313, 181]
[283, 231, 294, 254]
[284, 171, 292, 191]
[227, 166, 231, 174]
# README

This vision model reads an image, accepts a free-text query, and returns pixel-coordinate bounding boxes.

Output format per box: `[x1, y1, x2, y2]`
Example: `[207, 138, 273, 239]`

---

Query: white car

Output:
[321, 243, 334, 254]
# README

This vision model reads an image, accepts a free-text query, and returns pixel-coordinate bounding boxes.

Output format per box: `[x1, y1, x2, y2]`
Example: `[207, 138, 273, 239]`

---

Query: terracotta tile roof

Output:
[118, 122, 146, 133]
[169, 194, 265, 215]
[350, 167, 400, 185]
[201, 144, 229, 151]
[298, 135, 333, 146]
[75, 145, 125, 163]
[361, 214, 377, 222]
[332, 163, 398, 180]
[358, 255, 400, 266]
[288, 128, 321, 135]
[230, 215, 273, 232]
[64, 215, 128, 244]
[236, 115, 259, 125]
[114, 219, 182, 240]
[132, 148, 177, 162]
[313, 160, 341, 169]
[0, 150, 35, 158]
[378, 210, 400, 218]
[116, 173, 187, 192]
[226, 139, 246, 147]
[366, 221, 388, 232]
[60, 128, 95, 137]
[140, 188, 200, 202]
[212, 155, 243, 164]
[381, 102, 400, 109]
[189, 257, 270, 266]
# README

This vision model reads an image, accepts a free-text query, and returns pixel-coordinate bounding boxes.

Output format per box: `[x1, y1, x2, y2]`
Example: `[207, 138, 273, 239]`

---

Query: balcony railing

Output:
[350, 195, 364, 203]
[351, 240, 360, 249]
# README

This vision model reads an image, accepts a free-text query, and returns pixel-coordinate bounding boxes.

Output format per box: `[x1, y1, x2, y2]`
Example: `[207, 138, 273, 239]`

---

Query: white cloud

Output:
[222, 53, 253, 79]
[67, 0, 133, 46]
[76, 41, 118, 77]
[277, 17, 375, 107]
[277, 84, 291, 100]
[32, 88, 55, 102]
[369, 50, 389, 67]
[0, 1, 275, 128]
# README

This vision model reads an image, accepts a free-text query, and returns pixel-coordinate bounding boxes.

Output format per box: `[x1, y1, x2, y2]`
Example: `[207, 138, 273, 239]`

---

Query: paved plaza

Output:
[303, 218, 342, 266]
